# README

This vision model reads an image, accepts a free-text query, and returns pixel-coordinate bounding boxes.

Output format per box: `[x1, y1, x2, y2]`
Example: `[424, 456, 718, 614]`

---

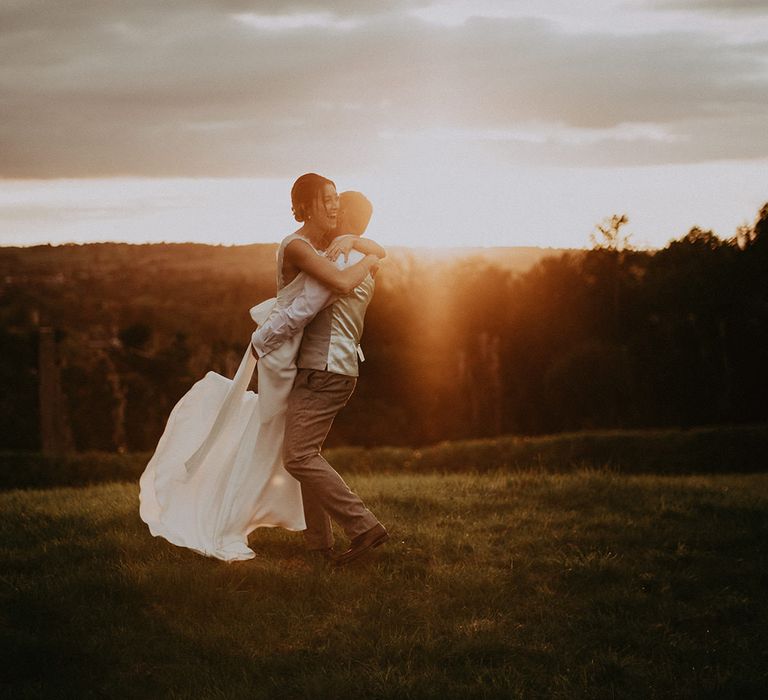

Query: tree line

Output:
[1, 203, 766, 451]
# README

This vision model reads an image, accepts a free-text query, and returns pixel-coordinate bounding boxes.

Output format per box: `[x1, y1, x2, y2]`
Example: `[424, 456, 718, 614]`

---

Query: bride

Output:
[139, 173, 384, 561]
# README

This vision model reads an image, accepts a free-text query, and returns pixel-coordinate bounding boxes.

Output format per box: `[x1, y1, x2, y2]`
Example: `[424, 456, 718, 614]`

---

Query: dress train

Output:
[139, 298, 306, 561]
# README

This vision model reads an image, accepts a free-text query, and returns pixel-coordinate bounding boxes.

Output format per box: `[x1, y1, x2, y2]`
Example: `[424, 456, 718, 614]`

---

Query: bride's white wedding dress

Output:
[139, 234, 314, 561]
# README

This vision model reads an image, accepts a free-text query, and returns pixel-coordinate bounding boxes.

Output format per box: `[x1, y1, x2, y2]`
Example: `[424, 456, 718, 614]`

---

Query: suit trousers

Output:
[282, 368, 379, 550]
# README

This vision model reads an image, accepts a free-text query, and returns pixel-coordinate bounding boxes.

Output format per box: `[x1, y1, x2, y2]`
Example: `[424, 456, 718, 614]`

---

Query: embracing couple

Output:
[139, 173, 388, 566]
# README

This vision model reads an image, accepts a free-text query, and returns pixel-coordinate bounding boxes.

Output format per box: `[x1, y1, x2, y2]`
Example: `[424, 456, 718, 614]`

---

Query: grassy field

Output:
[3, 424, 767, 491]
[2, 471, 767, 699]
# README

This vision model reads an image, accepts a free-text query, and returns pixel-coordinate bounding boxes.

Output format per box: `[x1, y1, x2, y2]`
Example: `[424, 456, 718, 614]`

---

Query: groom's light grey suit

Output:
[251, 248, 382, 550]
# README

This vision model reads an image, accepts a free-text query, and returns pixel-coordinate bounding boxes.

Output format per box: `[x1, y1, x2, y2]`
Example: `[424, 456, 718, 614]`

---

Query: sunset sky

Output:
[1, 0, 767, 249]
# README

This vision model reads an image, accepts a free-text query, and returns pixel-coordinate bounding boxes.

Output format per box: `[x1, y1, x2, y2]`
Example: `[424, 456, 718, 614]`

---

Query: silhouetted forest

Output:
[2, 203, 766, 451]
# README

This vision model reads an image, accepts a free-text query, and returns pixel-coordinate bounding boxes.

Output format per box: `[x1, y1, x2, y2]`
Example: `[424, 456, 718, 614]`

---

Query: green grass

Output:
[3, 423, 767, 491]
[2, 471, 768, 699]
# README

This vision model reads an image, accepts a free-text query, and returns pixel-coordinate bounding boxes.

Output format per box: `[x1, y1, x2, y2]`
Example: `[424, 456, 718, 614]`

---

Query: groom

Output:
[251, 191, 388, 565]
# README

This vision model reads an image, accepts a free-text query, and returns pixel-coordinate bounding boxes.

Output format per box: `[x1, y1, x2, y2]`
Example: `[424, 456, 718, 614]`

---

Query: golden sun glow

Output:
[2, 158, 766, 251]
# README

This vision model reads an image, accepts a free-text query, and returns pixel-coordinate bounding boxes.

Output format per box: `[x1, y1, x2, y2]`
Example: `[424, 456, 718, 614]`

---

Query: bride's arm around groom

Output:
[250, 191, 384, 361]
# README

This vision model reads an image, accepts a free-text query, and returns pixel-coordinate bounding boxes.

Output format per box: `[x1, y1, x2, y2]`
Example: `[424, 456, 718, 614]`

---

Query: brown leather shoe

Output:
[333, 523, 389, 567]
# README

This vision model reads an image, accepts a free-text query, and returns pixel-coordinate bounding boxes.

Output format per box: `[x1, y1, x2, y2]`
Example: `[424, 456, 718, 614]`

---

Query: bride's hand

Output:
[326, 235, 355, 263]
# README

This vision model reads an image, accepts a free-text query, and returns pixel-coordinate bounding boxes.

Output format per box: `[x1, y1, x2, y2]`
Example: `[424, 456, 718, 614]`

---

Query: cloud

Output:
[0, 1, 767, 177]
[655, 0, 768, 12]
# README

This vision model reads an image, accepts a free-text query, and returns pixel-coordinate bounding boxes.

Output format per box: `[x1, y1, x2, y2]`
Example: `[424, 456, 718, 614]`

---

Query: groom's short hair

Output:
[339, 191, 373, 236]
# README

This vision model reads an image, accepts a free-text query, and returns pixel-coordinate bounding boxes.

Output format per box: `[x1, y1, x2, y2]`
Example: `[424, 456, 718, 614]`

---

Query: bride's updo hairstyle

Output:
[291, 173, 336, 223]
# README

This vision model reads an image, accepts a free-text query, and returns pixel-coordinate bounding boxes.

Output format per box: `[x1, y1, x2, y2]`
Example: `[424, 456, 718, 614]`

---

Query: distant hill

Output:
[386, 246, 574, 272]
[0, 242, 278, 281]
[0, 241, 572, 283]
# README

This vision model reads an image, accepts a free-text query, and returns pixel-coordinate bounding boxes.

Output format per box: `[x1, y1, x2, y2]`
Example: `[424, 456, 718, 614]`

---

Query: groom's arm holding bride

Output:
[251, 191, 383, 360]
